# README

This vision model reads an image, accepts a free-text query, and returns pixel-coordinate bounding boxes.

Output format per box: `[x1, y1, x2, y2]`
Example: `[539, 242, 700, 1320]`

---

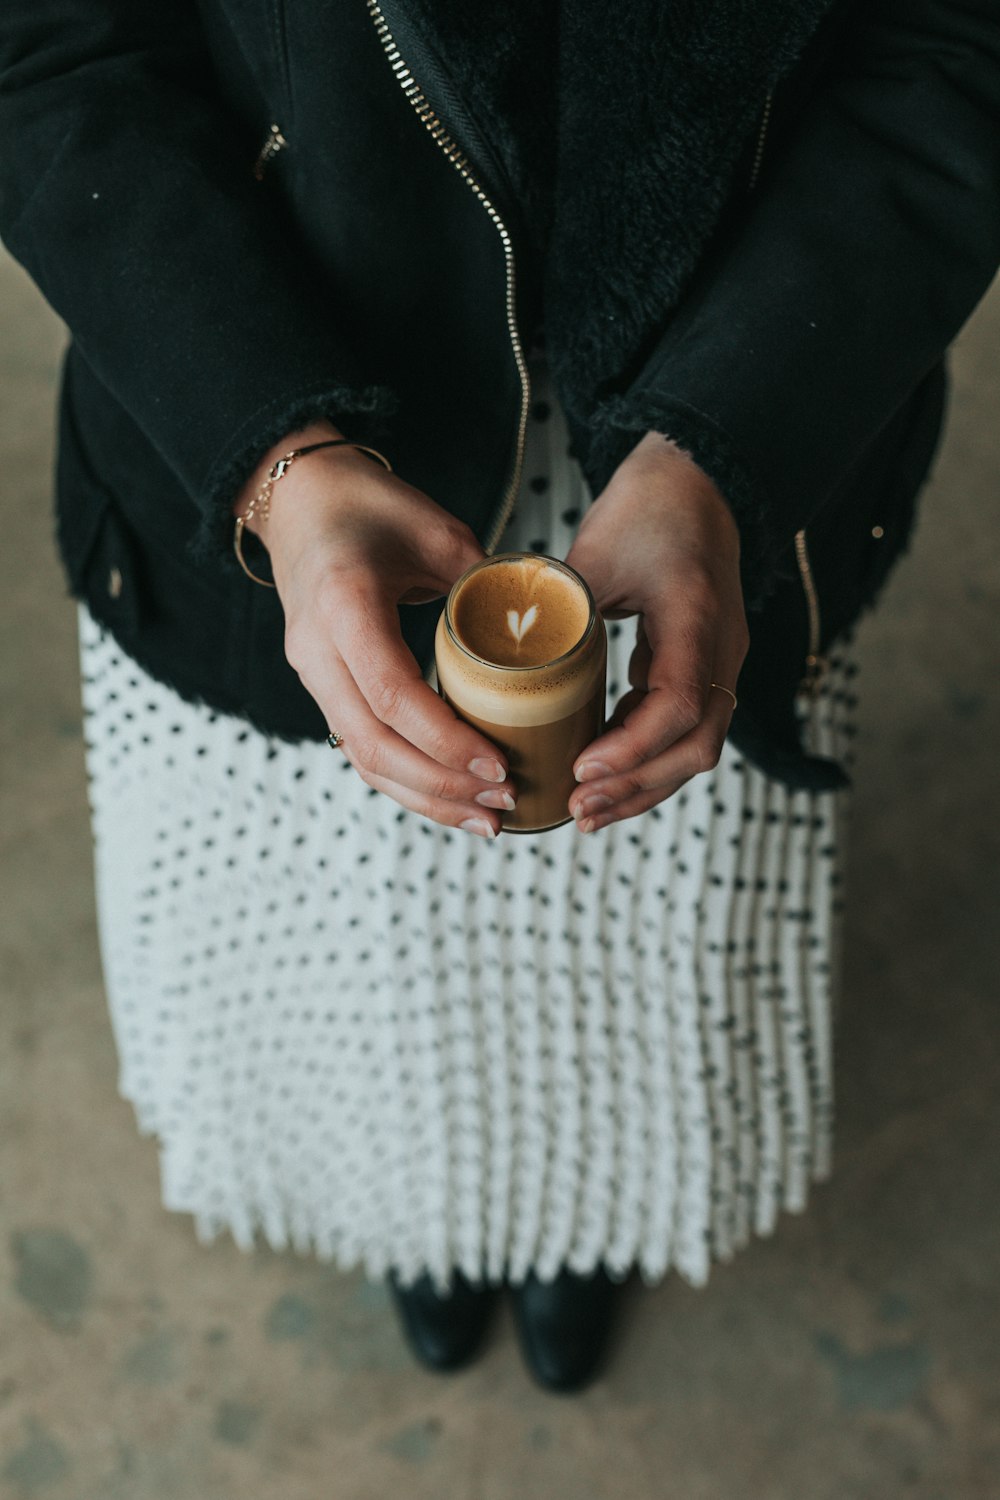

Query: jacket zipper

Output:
[794, 530, 829, 695]
[253, 123, 288, 181]
[365, 0, 530, 554]
[746, 91, 773, 195]
[748, 87, 828, 694]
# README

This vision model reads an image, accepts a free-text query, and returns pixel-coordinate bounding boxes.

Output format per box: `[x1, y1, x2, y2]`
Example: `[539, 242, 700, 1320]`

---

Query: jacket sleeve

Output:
[0, 1, 392, 556]
[593, 0, 1000, 605]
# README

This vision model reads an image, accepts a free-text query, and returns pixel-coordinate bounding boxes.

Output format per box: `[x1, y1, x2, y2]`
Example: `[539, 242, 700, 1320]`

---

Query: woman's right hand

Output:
[235, 422, 516, 838]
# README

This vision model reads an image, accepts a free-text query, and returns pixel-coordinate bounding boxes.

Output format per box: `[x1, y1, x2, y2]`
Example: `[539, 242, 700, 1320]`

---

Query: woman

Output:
[1, 0, 997, 1392]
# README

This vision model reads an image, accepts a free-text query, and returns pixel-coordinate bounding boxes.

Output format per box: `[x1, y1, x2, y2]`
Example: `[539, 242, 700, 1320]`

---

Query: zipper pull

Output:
[253, 123, 288, 181]
[799, 652, 830, 697]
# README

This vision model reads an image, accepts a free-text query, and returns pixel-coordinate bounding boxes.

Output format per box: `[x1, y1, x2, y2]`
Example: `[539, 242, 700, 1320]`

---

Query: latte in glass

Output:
[435, 553, 607, 833]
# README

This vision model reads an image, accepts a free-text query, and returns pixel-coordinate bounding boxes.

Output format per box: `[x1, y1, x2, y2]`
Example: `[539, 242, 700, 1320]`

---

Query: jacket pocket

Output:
[58, 484, 143, 639]
[268, 0, 294, 132]
[56, 365, 143, 635]
[250, 0, 293, 177]
[808, 361, 949, 645]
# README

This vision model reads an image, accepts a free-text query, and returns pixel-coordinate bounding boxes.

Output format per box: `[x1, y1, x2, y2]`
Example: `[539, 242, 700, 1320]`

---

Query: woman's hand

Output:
[563, 432, 749, 833]
[235, 422, 517, 838]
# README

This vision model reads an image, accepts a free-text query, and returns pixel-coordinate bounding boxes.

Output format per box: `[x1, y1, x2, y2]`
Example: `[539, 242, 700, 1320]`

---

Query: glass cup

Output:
[435, 552, 607, 833]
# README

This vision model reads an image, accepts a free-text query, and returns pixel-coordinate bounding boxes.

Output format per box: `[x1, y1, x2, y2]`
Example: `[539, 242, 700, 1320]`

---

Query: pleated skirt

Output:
[79, 363, 855, 1291]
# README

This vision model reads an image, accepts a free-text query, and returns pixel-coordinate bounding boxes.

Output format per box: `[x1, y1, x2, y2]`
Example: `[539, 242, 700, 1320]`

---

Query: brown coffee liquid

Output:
[441, 690, 606, 833]
[451, 556, 590, 668]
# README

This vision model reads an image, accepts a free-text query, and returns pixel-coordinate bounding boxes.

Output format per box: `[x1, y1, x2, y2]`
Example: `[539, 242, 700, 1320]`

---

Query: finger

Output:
[627, 621, 652, 690]
[332, 587, 512, 784]
[574, 602, 716, 780]
[569, 677, 736, 826]
[598, 624, 650, 733]
[574, 775, 689, 833]
[301, 652, 517, 810]
[350, 765, 505, 840]
[602, 686, 645, 736]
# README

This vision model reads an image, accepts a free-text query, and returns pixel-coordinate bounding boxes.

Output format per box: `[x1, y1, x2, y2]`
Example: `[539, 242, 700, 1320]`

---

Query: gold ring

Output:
[710, 683, 738, 709]
[327, 731, 346, 750]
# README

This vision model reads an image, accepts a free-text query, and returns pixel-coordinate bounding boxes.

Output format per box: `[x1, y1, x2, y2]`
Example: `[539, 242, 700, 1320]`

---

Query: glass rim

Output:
[443, 552, 598, 673]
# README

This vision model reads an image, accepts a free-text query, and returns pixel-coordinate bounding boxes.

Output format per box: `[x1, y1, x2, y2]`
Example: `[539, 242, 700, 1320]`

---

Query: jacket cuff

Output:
[190, 380, 398, 570]
[588, 390, 777, 611]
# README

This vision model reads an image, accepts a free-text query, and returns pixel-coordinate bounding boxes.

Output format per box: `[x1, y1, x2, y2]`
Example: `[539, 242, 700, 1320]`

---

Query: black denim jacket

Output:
[1, 0, 997, 787]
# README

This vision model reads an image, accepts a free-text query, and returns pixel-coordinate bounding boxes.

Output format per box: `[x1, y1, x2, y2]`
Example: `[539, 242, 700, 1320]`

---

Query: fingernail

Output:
[575, 760, 613, 783]
[460, 817, 497, 840]
[469, 757, 506, 783]
[577, 817, 597, 835]
[576, 793, 613, 819]
[475, 788, 516, 811]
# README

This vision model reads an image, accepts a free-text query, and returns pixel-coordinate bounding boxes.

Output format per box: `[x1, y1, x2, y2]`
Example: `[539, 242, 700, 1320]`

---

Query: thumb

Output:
[564, 535, 634, 622]
[400, 584, 451, 605]
[400, 512, 486, 605]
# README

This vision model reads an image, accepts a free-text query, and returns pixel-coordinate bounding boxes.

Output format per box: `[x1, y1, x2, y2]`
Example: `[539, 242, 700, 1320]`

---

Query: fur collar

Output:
[389, 0, 836, 418]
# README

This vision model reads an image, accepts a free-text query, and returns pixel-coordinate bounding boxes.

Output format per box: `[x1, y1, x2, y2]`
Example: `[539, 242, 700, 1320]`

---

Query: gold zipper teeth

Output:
[794, 528, 828, 694]
[747, 91, 773, 195]
[253, 123, 288, 180]
[367, 0, 530, 554]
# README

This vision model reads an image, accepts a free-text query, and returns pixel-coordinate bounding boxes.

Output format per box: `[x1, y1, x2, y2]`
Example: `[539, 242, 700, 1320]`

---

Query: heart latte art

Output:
[507, 605, 538, 645]
[450, 556, 589, 669]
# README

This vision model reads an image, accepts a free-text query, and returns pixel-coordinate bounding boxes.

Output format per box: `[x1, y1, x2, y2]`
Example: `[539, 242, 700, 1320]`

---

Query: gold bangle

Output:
[233, 511, 277, 587]
[233, 439, 393, 588]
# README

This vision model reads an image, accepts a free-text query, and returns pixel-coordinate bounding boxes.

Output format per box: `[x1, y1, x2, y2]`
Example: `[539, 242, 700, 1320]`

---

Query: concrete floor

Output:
[1, 242, 998, 1500]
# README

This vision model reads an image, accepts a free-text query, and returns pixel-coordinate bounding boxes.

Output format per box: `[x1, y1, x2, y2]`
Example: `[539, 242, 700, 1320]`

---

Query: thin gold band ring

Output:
[710, 683, 738, 710]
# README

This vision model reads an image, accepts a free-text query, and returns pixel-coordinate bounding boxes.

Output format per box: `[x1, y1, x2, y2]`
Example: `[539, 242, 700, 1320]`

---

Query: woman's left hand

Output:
[563, 431, 750, 833]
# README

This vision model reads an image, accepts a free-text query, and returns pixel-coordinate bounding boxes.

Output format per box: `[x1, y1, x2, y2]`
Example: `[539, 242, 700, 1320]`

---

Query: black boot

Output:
[388, 1269, 498, 1372]
[510, 1265, 620, 1393]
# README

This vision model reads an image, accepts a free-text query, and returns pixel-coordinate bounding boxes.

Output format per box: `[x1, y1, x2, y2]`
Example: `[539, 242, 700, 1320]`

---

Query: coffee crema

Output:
[436, 554, 607, 832]
[450, 554, 591, 670]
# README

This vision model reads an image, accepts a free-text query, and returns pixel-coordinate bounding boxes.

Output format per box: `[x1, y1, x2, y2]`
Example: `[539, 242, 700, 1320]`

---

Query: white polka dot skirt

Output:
[78, 358, 856, 1292]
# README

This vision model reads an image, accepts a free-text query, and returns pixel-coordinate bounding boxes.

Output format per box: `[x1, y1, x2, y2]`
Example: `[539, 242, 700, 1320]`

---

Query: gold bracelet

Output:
[233, 438, 393, 587]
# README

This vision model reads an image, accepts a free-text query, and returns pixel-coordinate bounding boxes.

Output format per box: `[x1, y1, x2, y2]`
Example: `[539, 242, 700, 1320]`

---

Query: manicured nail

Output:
[576, 793, 613, 819]
[575, 760, 614, 783]
[469, 757, 506, 783]
[460, 817, 497, 840]
[475, 788, 516, 811]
